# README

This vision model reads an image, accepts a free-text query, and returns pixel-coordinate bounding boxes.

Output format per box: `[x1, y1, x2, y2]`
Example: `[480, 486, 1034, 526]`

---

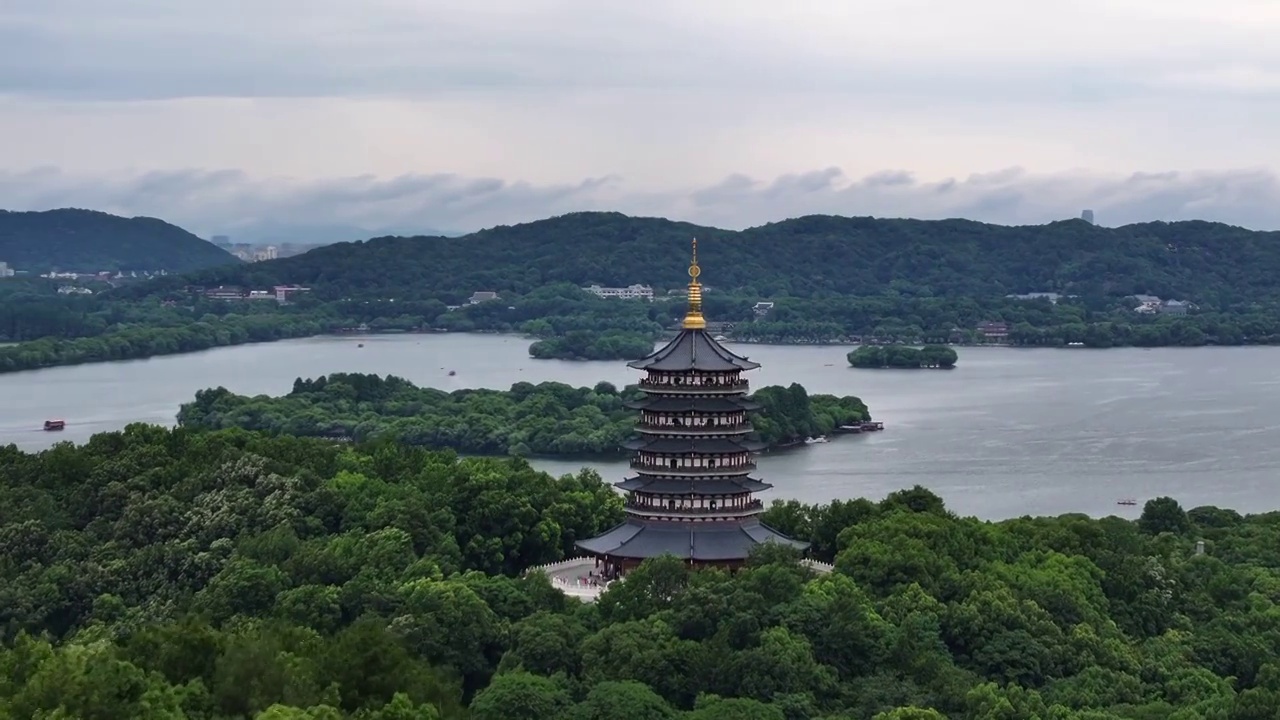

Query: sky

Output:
[3, 0, 1280, 240]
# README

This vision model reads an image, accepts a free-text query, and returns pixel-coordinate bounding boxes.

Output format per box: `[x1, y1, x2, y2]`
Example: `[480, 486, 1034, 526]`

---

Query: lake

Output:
[2, 334, 1277, 520]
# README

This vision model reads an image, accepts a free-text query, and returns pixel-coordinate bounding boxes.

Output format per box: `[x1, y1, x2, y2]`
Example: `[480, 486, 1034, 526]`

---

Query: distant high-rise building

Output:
[1081, 209, 1095, 224]
[251, 246, 279, 262]
[210, 235, 232, 249]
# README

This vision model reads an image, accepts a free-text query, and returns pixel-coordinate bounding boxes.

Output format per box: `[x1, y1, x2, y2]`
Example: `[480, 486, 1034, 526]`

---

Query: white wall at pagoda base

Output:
[801, 559, 835, 574]
[526, 557, 834, 604]
[524, 557, 614, 603]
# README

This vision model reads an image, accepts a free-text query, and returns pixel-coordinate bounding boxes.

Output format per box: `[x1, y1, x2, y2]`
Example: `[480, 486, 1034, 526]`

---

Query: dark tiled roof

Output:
[615, 476, 774, 494]
[576, 519, 809, 560]
[621, 436, 767, 453]
[628, 329, 760, 372]
[624, 396, 762, 412]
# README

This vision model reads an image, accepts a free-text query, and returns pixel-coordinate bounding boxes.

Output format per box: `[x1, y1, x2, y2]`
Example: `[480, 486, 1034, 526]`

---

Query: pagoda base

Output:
[575, 517, 809, 567]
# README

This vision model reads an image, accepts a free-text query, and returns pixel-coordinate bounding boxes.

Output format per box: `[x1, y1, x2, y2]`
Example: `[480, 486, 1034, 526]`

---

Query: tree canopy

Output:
[528, 329, 657, 361]
[128, 212, 1280, 305]
[12, 212, 1280, 374]
[176, 374, 872, 455]
[849, 345, 959, 369]
[0, 426, 1277, 717]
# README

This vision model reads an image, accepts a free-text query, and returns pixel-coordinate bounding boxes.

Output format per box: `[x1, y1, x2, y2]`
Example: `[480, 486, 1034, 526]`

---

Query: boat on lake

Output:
[43, 420, 65, 431]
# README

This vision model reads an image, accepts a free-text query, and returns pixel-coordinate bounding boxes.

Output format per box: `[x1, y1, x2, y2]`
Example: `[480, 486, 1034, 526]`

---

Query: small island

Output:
[177, 373, 871, 457]
[528, 329, 656, 361]
[848, 344, 958, 369]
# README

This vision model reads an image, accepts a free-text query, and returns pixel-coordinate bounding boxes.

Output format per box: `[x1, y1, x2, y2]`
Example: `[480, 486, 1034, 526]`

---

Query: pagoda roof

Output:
[576, 519, 809, 561]
[628, 328, 760, 372]
[622, 436, 767, 453]
[625, 396, 761, 412]
[616, 476, 773, 494]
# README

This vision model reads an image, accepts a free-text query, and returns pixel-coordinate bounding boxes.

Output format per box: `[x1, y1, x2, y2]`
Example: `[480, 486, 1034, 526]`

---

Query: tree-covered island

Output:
[848, 344, 959, 369]
[176, 374, 872, 455]
[1, 423, 1278, 718]
[527, 329, 657, 361]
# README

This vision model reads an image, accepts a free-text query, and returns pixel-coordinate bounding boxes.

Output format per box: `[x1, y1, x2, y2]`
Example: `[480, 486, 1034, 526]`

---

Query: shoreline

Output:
[3, 326, 1278, 378]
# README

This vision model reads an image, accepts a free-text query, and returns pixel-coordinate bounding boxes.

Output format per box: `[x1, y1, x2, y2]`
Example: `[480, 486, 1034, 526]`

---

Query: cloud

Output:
[3, 0, 1280, 235]
[4, 166, 1279, 242]
[3, 0, 1279, 102]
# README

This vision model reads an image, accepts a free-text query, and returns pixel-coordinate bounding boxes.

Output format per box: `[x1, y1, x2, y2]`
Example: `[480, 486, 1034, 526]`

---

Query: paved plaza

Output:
[526, 557, 834, 602]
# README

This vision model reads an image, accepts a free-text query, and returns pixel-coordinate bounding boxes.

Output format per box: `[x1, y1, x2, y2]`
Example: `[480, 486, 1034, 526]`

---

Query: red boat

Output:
[43, 420, 65, 431]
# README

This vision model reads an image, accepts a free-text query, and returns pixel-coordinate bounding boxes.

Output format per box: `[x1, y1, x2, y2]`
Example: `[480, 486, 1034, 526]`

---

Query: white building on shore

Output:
[583, 283, 654, 301]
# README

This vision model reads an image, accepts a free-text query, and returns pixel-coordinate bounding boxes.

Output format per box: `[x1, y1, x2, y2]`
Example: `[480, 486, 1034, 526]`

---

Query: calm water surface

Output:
[3, 334, 1277, 519]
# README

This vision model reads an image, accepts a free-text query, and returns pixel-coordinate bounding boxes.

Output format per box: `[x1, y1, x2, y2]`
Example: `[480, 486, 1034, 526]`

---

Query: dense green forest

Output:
[11, 211, 1280, 373]
[115, 212, 1280, 305]
[175, 374, 871, 455]
[7, 274, 1280, 376]
[0, 278, 331, 372]
[848, 345, 959, 369]
[0, 208, 238, 272]
[2, 425, 1279, 718]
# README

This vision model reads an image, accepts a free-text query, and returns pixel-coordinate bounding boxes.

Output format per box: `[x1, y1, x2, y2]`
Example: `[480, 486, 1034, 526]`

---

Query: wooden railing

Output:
[634, 422, 753, 435]
[630, 460, 756, 475]
[626, 500, 764, 518]
[638, 380, 750, 394]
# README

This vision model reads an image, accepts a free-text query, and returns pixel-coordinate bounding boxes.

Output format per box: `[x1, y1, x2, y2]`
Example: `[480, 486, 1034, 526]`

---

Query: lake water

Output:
[2, 333, 1277, 520]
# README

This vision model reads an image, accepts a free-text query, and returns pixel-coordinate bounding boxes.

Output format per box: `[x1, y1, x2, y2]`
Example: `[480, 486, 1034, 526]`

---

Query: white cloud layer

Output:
[3, 0, 1280, 234]
[4, 166, 1279, 241]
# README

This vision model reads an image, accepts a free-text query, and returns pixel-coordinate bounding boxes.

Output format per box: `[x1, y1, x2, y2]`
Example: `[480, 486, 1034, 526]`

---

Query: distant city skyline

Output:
[3, 0, 1280, 235]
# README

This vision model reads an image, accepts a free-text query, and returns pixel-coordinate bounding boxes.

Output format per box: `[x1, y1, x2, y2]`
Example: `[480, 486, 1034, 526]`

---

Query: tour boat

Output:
[804, 436, 829, 444]
[1117, 498, 1138, 506]
[43, 420, 66, 431]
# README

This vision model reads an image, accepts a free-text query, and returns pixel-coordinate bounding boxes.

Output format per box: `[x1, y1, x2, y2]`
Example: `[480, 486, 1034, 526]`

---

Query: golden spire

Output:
[682, 237, 706, 330]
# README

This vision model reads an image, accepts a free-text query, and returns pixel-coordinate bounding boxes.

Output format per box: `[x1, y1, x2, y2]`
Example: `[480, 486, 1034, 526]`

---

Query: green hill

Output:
[139, 212, 1280, 306]
[0, 208, 239, 272]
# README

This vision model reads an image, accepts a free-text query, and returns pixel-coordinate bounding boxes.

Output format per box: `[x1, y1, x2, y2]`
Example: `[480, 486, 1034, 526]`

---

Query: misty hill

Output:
[155, 212, 1280, 306]
[0, 209, 239, 273]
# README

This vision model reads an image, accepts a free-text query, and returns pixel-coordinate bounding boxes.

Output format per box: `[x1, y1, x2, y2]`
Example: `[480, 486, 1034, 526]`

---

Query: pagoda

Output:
[576, 239, 809, 574]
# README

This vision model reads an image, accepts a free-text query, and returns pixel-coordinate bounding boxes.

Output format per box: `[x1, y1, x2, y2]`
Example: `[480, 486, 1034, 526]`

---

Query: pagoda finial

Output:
[682, 237, 706, 330]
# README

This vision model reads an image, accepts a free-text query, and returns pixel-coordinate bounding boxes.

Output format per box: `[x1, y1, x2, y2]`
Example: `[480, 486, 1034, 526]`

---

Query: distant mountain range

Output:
[142, 211, 1280, 308]
[0, 209, 239, 273]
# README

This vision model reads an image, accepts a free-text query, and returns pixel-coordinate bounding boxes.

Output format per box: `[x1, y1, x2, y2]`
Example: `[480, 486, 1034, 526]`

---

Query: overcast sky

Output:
[4, 0, 1280, 238]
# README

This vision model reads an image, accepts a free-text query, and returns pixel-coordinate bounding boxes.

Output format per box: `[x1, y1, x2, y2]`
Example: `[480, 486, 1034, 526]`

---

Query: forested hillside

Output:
[0, 208, 238, 272]
[2, 425, 1279, 718]
[140, 212, 1280, 305]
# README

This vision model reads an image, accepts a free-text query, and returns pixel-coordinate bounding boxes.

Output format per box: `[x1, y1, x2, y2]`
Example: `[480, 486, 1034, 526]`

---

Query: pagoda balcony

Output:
[624, 500, 765, 519]
[629, 460, 757, 476]
[634, 421, 754, 436]
[638, 379, 750, 394]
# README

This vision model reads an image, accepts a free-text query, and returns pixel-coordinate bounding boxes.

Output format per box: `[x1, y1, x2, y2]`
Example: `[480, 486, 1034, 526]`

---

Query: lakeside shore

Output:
[2, 321, 1273, 378]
